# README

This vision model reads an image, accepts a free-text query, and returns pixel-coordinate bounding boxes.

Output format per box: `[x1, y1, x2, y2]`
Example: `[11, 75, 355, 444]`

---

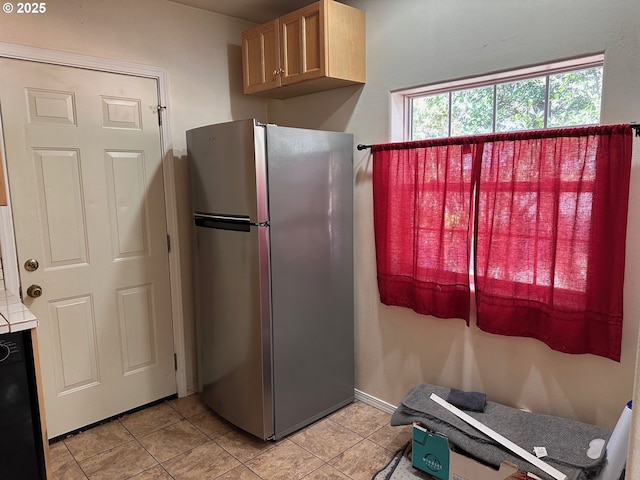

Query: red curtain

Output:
[372, 140, 478, 321]
[474, 125, 632, 361]
[372, 125, 632, 361]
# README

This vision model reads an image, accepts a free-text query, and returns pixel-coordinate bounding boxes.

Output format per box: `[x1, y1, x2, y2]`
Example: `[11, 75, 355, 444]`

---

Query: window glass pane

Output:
[496, 78, 546, 132]
[548, 67, 602, 127]
[405, 60, 603, 140]
[451, 86, 494, 136]
[411, 93, 449, 140]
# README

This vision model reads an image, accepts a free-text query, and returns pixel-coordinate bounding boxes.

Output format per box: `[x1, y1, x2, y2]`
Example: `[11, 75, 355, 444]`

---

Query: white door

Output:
[0, 58, 176, 438]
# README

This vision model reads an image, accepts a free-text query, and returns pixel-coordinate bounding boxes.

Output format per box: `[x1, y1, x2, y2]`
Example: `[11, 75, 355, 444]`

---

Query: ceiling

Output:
[167, 0, 315, 23]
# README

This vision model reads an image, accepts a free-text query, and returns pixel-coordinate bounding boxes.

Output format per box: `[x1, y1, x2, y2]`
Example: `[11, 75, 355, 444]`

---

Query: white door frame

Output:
[0, 42, 188, 397]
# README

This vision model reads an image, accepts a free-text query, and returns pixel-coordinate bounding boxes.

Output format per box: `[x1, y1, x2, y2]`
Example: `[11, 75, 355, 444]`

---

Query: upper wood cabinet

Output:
[242, 0, 365, 99]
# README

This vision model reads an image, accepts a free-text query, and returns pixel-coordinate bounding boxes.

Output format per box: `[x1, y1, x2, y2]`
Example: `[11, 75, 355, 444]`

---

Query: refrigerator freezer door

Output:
[266, 125, 355, 439]
[187, 119, 268, 223]
[193, 221, 273, 439]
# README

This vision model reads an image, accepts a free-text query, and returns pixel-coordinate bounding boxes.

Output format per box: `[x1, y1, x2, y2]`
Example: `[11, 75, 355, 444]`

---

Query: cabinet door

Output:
[280, 2, 325, 86]
[242, 19, 281, 94]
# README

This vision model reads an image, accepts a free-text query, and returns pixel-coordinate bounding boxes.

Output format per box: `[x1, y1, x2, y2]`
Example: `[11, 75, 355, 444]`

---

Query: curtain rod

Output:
[358, 123, 640, 150]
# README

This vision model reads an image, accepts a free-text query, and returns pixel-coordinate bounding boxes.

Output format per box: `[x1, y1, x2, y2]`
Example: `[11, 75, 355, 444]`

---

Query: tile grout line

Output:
[52, 395, 400, 480]
[118, 418, 171, 478]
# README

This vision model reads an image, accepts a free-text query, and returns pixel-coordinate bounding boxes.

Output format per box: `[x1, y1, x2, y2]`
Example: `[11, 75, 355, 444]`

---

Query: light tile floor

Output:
[49, 395, 412, 480]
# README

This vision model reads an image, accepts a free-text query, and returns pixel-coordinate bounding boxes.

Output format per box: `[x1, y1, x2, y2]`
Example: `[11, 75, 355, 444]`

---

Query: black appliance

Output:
[0, 330, 44, 480]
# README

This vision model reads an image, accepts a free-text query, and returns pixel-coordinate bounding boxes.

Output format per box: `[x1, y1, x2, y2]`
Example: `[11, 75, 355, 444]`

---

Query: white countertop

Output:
[0, 287, 37, 334]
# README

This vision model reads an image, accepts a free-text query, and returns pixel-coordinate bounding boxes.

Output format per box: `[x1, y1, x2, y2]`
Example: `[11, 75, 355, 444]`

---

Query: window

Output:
[376, 57, 632, 361]
[399, 56, 604, 141]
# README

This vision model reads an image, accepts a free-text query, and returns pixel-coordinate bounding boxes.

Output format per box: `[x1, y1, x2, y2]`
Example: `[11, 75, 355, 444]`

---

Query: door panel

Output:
[48, 295, 98, 393]
[33, 148, 88, 267]
[0, 58, 176, 438]
[117, 284, 157, 373]
[104, 150, 149, 258]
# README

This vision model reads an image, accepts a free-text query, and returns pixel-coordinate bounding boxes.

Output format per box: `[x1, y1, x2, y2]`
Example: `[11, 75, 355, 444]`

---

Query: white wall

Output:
[0, 0, 268, 392]
[267, 0, 640, 472]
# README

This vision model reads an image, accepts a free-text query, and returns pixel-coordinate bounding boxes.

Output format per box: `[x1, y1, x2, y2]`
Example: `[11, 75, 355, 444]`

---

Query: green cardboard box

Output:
[412, 423, 450, 479]
[412, 423, 523, 480]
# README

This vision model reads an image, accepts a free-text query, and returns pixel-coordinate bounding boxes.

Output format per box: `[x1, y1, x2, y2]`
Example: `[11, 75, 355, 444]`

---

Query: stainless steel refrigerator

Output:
[187, 119, 354, 440]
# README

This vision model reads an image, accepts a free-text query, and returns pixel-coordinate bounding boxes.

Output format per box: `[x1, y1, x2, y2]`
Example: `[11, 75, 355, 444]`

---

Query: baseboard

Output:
[185, 384, 398, 416]
[186, 384, 198, 396]
[354, 389, 397, 415]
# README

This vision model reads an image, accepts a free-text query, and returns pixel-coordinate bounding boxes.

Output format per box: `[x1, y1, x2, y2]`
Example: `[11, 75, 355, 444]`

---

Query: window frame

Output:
[391, 54, 604, 142]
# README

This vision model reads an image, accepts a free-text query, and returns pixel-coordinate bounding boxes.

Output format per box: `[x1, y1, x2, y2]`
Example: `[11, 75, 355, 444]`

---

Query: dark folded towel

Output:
[447, 388, 486, 412]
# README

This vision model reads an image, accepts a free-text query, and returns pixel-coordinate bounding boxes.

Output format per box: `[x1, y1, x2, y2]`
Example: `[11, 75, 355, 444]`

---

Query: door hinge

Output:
[167, 234, 171, 252]
[174, 353, 178, 371]
[156, 105, 167, 126]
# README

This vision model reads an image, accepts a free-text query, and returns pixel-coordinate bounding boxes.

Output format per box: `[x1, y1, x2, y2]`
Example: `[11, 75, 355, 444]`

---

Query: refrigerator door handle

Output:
[193, 212, 269, 232]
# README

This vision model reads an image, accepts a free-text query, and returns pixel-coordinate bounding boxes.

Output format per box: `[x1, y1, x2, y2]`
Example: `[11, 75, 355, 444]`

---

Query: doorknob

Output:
[24, 258, 39, 272]
[26, 285, 43, 298]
